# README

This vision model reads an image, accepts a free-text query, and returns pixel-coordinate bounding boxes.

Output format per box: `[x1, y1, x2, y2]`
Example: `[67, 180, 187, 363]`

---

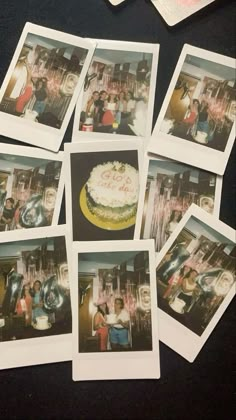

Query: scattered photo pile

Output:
[0, 22, 235, 379]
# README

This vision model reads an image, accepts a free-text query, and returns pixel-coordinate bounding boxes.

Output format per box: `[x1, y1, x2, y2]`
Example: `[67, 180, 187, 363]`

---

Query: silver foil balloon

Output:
[42, 275, 64, 311]
[156, 244, 190, 284]
[19, 194, 47, 228]
[0, 189, 7, 212]
[2, 270, 24, 316]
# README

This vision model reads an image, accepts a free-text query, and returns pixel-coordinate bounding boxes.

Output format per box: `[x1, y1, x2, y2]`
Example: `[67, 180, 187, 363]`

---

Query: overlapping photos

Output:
[0, 23, 235, 378]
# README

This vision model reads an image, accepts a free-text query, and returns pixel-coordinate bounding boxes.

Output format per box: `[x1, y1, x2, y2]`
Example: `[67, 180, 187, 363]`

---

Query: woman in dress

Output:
[183, 98, 200, 135]
[176, 269, 199, 312]
[93, 297, 109, 352]
[31, 280, 46, 323]
[163, 265, 191, 299]
[16, 284, 32, 326]
[116, 91, 127, 124]
[15, 64, 33, 114]
[102, 92, 118, 126]
[165, 210, 182, 239]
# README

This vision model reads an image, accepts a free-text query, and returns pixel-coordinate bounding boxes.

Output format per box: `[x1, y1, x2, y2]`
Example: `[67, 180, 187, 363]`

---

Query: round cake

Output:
[86, 161, 139, 223]
[36, 315, 49, 329]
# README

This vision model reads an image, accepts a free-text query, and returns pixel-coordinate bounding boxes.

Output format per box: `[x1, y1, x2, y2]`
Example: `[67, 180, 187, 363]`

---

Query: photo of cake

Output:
[81, 161, 139, 229]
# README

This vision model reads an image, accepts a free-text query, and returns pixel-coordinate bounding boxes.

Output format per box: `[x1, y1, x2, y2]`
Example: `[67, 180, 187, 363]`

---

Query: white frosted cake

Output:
[86, 161, 139, 223]
[36, 315, 49, 329]
[169, 297, 186, 314]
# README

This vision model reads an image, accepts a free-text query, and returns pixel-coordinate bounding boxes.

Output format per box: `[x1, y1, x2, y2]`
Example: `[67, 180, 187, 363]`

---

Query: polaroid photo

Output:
[155, 203, 236, 362]
[0, 143, 64, 232]
[72, 239, 160, 381]
[0, 22, 96, 152]
[65, 139, 143, 242]
[0, 225, 72, 370]
[148, 44, 236, 175]
[151, 1, 215, 26]
[108, 0, 126, 5]
[134, 153, 222, 253]
[72, 39, 159, 142]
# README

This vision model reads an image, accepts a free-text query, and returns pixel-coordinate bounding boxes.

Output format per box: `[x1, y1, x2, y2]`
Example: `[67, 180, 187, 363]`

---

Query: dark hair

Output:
[30, 280, 42, 297]
[108, 94, 117, 103]
[100, 90, 107, 96]
[127, 91, 134, 99]
[179, 265, 190, 277]
[6, 197, 14, 205]
[185, 269, 198, 280]
[169, 210, 182, 223]
[97, 303, 109, 316]
[92, 91, 99, 95]
[21, 284, 31, 299]
[115, 298, 124, 309]
[119, 91, 126, 99]
[193, 99, 200, 112]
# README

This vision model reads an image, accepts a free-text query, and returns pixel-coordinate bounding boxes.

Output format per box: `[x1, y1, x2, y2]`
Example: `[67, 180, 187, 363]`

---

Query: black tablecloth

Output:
[0, 1, 235, 419]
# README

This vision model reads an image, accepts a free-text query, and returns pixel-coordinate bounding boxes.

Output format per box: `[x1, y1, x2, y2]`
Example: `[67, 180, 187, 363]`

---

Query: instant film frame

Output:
[0, 22, 95, 152]
[155, 204, 236, 362]
[151, 1, 215, 27]
[72, 239, 160, 381]
[72, 39, 159, 143]
[134, 153, 222, 253]
[0, 225, 72, 370]
[0, 143, 64, 231]
[64, 139, 143, 242]
[108, 0, 126, 5]
[148, 44, 236, 175]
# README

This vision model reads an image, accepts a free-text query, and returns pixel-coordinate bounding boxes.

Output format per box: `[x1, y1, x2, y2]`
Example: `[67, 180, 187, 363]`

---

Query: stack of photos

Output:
[0, 226, 72, 370]
[0, 24, 235, 379]
[135, 155, 222, 252]
[0, 23, 95, 151]
[0, 144, 64, 231]
[65, 140, 142, 242]
[73, 40, 159, 140]
[148, 45, 236, 175]
[155, 205, 235, 362]
[72, 240, 160, 381]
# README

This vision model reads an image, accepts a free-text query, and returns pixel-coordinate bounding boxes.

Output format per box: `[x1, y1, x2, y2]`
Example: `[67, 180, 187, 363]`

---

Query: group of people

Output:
[16, 280, 46, 327]
[83, 89, 137, 127]
[15, 71, 49, 117]
[93, 297, 130, 352]
[0, 193, 55, 231]
[181, 97, 214, 142]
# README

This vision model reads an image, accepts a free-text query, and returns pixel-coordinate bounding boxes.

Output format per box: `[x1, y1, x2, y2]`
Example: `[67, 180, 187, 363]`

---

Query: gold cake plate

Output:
[79, 185, 136, 231]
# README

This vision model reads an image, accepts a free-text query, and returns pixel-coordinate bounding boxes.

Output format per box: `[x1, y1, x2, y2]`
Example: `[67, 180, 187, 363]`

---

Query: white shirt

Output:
[113, 309, 130, 329]
[127, 99, 136, 113]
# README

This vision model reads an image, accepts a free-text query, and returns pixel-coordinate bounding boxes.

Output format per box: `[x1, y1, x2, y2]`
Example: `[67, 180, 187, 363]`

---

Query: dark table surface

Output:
[0, 1, 235, 419]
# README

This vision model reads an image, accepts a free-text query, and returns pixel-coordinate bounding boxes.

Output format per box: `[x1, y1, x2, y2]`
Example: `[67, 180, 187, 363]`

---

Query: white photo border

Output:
[72, 239, 160, 381]
[0, 224, 72, 370]
[150, 1, 215, 27]
[155, 203, 236, 362]
[134, 152, 223, 253]
[64, 138, 144, 243]
[148, 44, 236, 175]
[72, 38, 159, 144]
[0, 22, 96, 152]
